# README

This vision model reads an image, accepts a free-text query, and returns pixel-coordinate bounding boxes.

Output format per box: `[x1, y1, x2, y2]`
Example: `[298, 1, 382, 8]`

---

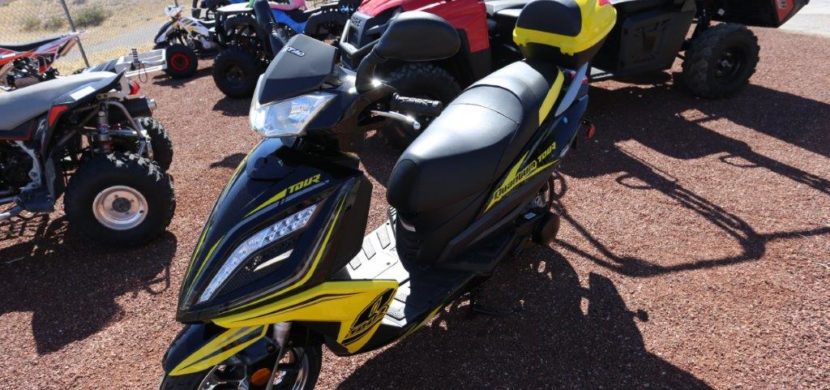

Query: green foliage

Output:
[21, 15, 41, 32]
[74, 5, 108, 28]
[43, 15, 66, 31]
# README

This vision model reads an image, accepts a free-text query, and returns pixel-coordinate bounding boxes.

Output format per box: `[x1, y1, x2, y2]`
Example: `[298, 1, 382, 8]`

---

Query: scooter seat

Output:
[0, 35, 67, 53]
[387, 60, 562, 215]
[0, 72, 116, 131]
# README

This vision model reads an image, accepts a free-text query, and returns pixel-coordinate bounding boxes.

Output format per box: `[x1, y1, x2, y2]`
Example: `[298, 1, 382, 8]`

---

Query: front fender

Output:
[163, 323, 268, 376]
[154, 21, 175, 45]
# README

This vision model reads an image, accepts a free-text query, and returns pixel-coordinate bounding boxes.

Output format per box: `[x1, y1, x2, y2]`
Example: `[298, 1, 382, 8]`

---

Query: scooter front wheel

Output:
[159, 343, 322, 390]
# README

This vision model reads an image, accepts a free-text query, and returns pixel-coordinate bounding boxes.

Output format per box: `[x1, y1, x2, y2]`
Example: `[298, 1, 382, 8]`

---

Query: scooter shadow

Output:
[0, 216, 176, 354]
[336, 246, 711, 389]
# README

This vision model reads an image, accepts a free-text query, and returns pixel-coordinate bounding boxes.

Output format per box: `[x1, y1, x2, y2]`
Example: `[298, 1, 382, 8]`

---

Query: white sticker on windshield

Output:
[69, 86, 97, 101]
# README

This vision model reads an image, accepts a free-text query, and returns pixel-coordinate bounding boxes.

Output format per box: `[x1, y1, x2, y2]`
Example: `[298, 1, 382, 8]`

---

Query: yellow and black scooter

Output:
[160, 1, 616, 388]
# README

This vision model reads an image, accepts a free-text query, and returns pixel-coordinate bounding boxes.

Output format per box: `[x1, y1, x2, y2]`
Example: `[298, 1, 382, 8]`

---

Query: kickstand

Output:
[467, 288, 516, 318]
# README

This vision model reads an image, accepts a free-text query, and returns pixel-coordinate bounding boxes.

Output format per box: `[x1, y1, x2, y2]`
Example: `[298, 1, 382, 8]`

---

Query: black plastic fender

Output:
[154, 21, 174, 48]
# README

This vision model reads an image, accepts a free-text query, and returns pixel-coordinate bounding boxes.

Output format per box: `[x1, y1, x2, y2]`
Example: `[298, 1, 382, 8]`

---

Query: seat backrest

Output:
[513, 0, 616, 68]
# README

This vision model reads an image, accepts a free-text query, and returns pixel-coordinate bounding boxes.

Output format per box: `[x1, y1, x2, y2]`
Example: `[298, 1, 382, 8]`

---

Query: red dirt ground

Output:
[0, 28, 828, 389]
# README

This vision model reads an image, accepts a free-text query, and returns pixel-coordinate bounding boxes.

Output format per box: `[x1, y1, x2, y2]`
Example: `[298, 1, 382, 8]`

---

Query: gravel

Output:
[1, 28, 828, 389]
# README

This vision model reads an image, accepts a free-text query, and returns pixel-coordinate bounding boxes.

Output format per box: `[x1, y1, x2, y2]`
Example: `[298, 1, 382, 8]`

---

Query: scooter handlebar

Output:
[391, 94, 443, 117]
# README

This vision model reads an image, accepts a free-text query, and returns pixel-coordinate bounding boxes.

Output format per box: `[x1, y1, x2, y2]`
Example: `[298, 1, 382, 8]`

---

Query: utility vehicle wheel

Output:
[383, 63, 461, 149]
[65, 153, 175, 246]
[138, 117, 174, 171]
[165, 44, 199, 79]
[681, 23, 760, 98]
[159, 343, 322, 390]
[212, 46, 261, 98]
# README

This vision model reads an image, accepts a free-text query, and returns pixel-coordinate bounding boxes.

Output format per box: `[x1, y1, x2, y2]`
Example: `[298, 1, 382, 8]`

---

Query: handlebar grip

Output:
[391, 94, 444, 117]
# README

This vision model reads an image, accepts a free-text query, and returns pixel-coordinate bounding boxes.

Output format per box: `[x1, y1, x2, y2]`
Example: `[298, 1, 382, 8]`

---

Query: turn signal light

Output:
[250, 368, 272, 386]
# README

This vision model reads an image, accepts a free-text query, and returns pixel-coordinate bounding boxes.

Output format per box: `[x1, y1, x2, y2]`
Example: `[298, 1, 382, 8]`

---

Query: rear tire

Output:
[212, 45, 262, 98]
[383, 63, 461, 149]
[681, 23, 760, 98]
[65, 153, 175, 247]
[165, 44, 199, 79]
[138, 117, 174, 171]
[159, 343, 322, 390]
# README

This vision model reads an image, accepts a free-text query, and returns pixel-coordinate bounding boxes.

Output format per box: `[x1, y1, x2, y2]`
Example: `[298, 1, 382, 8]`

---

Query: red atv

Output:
[0, 32, 80, 90]
[339, 0, 809, 146]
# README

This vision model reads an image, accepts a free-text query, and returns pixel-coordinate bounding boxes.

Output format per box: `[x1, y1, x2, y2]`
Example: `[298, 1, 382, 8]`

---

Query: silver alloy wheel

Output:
[92, 185, 148, 231]
[196, 348, 310, 390]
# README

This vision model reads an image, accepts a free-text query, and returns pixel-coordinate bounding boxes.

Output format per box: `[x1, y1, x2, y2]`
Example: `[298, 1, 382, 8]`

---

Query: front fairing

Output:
[177, 138, 370, 323]
[254, 34, 337, 106]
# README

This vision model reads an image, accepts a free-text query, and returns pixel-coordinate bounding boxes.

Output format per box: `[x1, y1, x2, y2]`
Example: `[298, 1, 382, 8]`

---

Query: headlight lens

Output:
[249, 92, 335, 138]
[197, 203, 318, 304]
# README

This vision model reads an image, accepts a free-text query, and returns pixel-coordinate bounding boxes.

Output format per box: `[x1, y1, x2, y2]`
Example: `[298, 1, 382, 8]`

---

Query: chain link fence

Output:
[0, 0, 179, 72]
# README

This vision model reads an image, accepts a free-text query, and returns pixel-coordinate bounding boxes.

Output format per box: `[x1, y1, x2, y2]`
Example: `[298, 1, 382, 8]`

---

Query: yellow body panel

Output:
[513, 0, 617, 55]
[170, 326, 268, 376]
[214, 280, 399, 353]
[537, 70, 566, 124]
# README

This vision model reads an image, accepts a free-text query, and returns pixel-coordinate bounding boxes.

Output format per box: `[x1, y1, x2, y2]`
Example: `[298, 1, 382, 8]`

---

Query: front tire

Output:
[159, 344, 322, 390]
[165, 44, 199, 79]
[65, 153, 175, 247]
[212, 45, 262, 98]
[383, 63, 461, 149]
[681, 23, 760, 98]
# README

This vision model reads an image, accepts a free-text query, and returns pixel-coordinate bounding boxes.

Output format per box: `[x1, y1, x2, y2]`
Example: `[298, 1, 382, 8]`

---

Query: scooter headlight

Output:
[249, 92, 335, 138]
[197, 203, 318, 304]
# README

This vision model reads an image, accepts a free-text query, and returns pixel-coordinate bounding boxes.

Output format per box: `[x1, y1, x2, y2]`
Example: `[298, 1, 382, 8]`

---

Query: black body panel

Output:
[254, 34, 337, 105]
[177, 138, 372, 322]
[593, 0, 695, 74]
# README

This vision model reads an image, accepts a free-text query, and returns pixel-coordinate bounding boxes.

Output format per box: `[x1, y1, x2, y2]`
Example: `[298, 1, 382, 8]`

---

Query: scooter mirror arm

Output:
[354, 50, 386, 93]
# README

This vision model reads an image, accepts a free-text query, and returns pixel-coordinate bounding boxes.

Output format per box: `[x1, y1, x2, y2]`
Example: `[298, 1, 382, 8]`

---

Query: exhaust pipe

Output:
[0, 206, 22, 222]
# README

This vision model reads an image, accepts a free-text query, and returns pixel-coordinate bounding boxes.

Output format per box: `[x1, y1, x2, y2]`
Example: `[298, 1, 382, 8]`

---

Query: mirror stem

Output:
[355, 51, 386, 93]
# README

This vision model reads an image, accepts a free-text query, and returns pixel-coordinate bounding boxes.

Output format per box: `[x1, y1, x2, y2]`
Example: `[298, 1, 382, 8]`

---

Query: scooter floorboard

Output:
[341, 221, 474, 329]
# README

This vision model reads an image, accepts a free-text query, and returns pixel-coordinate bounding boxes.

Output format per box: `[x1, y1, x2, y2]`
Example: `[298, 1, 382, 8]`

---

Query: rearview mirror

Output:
[374, 12, 461, 62]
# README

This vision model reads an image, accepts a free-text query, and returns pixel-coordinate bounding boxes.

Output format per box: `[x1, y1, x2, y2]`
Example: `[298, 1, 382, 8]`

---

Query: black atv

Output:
[341, 0, 810, 146]
[211, 0, 357, 98]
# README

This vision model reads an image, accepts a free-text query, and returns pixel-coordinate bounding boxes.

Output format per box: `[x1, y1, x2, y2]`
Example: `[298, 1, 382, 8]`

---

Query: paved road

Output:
[782, 0, 830, 36]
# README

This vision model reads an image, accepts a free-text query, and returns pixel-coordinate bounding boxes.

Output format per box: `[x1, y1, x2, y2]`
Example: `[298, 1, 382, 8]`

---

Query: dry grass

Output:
[1, 0, 172, 72]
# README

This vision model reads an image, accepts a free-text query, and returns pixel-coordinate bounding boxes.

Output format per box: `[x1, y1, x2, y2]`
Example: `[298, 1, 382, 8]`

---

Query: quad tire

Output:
[681, 23, 760, 99]
[383, 63, 461, 149]
[165, 44, 199, 79]
[138, 117, 174, 172]
[65, 153, 175, 247]
[212, 45, 262, 98]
